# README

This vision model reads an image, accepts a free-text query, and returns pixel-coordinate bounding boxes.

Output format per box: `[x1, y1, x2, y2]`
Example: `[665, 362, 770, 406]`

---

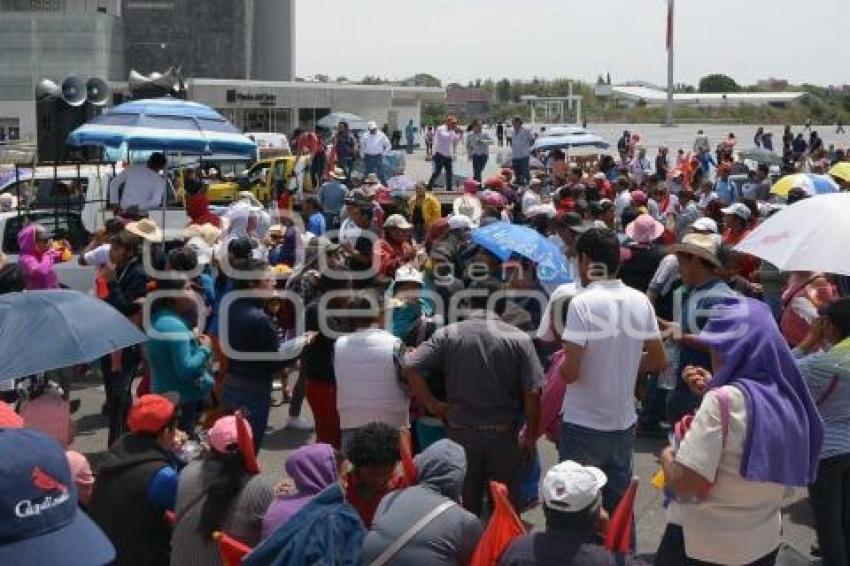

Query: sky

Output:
[295, 0, 848, 87]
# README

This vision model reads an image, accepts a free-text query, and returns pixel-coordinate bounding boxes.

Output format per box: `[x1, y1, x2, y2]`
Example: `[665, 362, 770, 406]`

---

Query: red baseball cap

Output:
[127, 394, 178, 434]
[0, 400, 23, 428]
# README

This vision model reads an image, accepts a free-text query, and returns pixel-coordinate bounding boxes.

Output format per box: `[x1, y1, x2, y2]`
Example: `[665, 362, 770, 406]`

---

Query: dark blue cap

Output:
[0, 428, 114, 566]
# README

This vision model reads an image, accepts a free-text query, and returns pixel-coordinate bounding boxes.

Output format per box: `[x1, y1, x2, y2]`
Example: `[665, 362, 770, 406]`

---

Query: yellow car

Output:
[206, 157, 297, 204]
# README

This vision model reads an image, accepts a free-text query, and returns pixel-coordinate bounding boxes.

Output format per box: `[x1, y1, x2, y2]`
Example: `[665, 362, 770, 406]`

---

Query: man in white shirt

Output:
[360, 121, 391, 185]
[510, 116, 536, 186]
[520, 178, 543, 216]
[558, 227, 667, 517]
[629, 147, 652, 186]
[427, 115, 461, 190]
[108, 152, 167, 218]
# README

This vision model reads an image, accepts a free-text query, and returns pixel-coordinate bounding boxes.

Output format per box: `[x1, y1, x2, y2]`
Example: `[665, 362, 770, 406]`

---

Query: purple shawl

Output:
[262, 443, 338, 539]
[700, 298, 823, 486]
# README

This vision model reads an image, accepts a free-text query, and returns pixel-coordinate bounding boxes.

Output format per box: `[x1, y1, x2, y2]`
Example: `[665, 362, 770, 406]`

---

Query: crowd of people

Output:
[2, 117, 850, 566]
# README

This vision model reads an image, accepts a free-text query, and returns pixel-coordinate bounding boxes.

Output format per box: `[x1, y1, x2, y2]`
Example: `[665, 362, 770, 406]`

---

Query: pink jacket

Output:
[17, 225, 60, 290]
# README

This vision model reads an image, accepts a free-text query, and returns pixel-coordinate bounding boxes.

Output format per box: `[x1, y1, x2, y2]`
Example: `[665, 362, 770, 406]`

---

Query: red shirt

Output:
[345, 472, 404, 528]
[296, 132, 320, 156]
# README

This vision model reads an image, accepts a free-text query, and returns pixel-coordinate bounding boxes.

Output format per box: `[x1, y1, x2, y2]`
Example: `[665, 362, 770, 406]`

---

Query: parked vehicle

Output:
[206, 157, 297, 204]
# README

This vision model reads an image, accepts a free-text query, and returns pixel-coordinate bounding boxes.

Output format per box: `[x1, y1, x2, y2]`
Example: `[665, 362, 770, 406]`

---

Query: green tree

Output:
[422, 102, 447, 125]
[698, 74, 740, 93]
[496, 78, 512, 103]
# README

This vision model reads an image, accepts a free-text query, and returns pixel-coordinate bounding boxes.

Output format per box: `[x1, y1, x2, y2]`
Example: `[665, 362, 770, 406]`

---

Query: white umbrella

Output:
[734, 193, 850, 275]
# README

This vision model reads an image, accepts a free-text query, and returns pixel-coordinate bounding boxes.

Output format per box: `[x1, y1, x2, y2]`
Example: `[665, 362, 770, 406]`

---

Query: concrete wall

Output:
[123, 0, 248, 79]
[0, 11, 125, 100]
[0, 101, 36, 141]
[252, 0, 295, 81]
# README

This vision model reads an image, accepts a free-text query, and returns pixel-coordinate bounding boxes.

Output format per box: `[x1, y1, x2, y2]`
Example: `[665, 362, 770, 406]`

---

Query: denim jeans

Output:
[222, 380, 271, 454]
[512, 156, 530, 186]
[339, 157, 355, 184]
[428, 153, 454, 190]
[472, 154, 488, 182]
[809, 454, 850, 566]
[364, 154, 386, 185]
[559, 422, 635, 517]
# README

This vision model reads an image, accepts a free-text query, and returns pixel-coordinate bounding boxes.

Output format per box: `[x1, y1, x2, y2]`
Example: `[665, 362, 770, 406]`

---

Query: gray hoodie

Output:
[361, 439, 483, 565]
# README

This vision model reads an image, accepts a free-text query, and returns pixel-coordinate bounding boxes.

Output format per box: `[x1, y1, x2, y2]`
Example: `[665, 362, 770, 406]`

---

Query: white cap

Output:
[768, 165, 782, 176]
[721, 202, 752, 221]
[186, 236, 213, 265]
[368, 120, 378, 130]
[691, 217, 719, 234]
[447, 214, 473, 230]
[384, 214, 413, 230]
[592, 172, 606, 180]
[394, 265, 423, 285]
[541, 460, 607, 513]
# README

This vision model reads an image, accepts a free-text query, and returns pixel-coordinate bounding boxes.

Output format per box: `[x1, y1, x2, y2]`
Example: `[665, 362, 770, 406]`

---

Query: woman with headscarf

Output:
[656, 298, 823, 565]
[261, 443, 342, 539]
[16, 223, 69, 289]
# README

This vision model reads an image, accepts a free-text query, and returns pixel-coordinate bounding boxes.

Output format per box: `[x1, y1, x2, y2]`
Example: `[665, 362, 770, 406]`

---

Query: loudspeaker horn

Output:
[86, 78, 111, 106]
[60, 76, 87, 107]
[35, 78, 61, 101]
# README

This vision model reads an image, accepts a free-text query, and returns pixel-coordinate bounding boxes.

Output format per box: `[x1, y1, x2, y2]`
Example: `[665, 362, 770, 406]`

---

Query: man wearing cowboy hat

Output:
[661, 232, 736, 424]
[318, 167, 349, 230]
[361, 121, 391, 186]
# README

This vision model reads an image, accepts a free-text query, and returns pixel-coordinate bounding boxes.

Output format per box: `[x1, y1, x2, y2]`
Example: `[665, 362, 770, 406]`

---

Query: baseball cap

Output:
[367, 120, 378, 130]
[447, 214, 473, 230]
[383, 214, 413, 230]
[127, 393, 178, 435]
[768, 165, 782, 176]
[0, 428, 115, 566]
[207, 414, 259, 476]
[541, 460, 607, 513]
[394, 265, 424, 285]
[691, 217, 719, 234]
[720, 202, 752, 221]
[0, 400, 23, 428]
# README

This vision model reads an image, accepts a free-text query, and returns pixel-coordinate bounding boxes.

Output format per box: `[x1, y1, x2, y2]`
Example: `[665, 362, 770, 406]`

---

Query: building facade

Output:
[0, 0, 125, 141]
[186, 79, 444, 139]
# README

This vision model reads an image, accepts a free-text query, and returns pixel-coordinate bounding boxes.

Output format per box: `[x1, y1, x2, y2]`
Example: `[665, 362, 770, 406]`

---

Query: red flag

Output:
[604, 477, 639, 554]
[235, 411, 260, 474]
[214, 531, 253, 566]
[666, 0, 674, 51]
[471, 482, 526, 566]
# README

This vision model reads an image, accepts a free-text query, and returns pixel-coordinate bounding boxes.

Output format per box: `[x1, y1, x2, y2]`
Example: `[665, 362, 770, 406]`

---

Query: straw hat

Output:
[184, 223, 221, 247]
[125, 218, 163, 243]
[330, 167, 347, 180]
[667, 233, 722, 268]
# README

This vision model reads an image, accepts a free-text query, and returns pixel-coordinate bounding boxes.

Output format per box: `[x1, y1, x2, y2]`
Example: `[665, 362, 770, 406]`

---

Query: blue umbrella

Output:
[533, 132, 610, 151]
[0, 290, 148, 380]
[472, 222, 573, 292]
[67, 97, 257, 157]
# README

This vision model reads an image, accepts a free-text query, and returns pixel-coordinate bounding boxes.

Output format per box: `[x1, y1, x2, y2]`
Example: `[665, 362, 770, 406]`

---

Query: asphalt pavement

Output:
[68, 372, 817, 562]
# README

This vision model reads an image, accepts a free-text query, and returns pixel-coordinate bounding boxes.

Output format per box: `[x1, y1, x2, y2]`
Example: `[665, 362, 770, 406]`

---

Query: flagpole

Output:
[665, 0, 675, 126]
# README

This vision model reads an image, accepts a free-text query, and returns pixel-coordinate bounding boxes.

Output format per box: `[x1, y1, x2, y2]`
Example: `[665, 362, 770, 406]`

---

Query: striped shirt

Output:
[794, 345, 850, 459]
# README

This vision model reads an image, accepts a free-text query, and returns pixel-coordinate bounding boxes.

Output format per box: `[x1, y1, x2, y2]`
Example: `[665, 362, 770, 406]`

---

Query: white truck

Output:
[0, 165, 190, 292]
